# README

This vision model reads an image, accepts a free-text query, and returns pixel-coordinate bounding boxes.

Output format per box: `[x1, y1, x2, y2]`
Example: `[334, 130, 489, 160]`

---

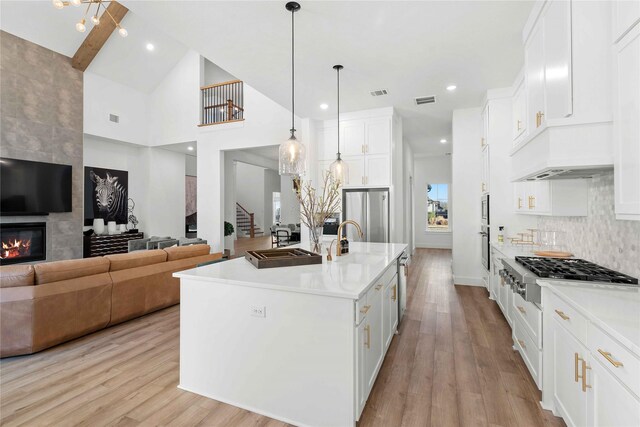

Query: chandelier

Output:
[51, 0, 128, 37]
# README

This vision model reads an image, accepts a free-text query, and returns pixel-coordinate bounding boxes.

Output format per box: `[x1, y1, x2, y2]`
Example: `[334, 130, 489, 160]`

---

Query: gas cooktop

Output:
[515, 256, 638, 285]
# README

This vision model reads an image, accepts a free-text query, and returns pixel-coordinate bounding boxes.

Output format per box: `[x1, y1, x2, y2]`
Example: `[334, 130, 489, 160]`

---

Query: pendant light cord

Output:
[291, 8, 295, 135]
[336, 67, 340, 156]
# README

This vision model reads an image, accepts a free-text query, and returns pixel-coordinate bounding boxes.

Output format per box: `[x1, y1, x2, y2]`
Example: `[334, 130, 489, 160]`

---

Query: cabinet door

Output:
[612, 0, 640, 42]
[318, 126, 338, 160]
[614, 24, 640, 219]
[318, 160, 332, 184]
[390, 281, 398, 337]
[366, 118, 391, 155]
[356, 320, 368, 418]
[383, 283, 391, 350]
[543, 0, 573, 120]
[341, 121, 366, 156]
[481, 146, 490, 194]
[514, 182, 526, 213]
[343, 155, 365, 187]
[552, 320, 588, 427]
[481, 104, 490, 148]
[513, 82, 527, 141]
[526, 23, 546, 130]
[587, 356, 640, 427]
[531, 181, 551, 214]
[365, 285, 383, 393]
[365, 154, 390, 186]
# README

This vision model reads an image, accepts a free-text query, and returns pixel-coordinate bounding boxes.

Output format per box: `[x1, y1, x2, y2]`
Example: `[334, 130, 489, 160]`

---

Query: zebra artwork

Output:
[84, 167, 128, 226]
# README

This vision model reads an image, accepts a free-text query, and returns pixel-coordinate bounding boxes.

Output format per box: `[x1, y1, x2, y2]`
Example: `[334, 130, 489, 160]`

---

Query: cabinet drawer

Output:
[588, 324, 640, 398]
[547, 291, 588, 344]
[514, 315, 542, 389]
[512, 291, 542, 348]
[355, 293, 369, 325]
[380, 264, 396, 288]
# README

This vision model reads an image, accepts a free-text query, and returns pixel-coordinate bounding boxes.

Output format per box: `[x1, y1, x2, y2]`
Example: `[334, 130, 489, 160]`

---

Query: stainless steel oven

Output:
[480, 224, 490, 271]
[481, 194, 489, 226]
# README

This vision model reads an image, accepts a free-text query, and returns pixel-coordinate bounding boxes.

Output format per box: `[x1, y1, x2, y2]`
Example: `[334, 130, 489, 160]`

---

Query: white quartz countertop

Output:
[174, 242, 408, 300]
[491, 243, 539, 260]
[539, 280, 640, 355]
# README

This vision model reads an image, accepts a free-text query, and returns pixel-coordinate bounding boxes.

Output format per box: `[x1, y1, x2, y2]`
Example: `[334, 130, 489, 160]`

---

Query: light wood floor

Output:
[233, 236, 273, 257]
[0, 249, 564, 427]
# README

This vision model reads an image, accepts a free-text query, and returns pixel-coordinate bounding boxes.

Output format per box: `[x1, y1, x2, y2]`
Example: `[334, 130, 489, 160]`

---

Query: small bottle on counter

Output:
[340, 237, 349, 254]
[498, 226, 505, 243]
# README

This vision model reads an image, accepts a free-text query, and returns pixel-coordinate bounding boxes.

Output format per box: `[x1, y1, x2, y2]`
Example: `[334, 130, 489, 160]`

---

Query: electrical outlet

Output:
[250, 305, 266, 318]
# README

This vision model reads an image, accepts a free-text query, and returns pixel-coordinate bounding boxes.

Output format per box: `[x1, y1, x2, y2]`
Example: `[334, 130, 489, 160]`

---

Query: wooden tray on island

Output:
[245, 248, 322, 269]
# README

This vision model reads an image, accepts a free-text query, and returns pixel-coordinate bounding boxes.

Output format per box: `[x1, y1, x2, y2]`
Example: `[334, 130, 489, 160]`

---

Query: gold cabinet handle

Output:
[361, 145, 365, 154]
[482, 182, 486, 192]
[517, 120, 522, 131]
[518, 339, 526, 349]
[575, 353, 582, 382]
[598, 349, 624, 368]
[375, 284, 383, 291]
[392, 284, 397, 301]
[517, 306, 526, 314]
[536, 111, 545, 128]
[364, 324, 371, 349]
[517, 197, 522, 209]
[481, 137, 485, 148]
[360, 305, 371, 314]
[555, 309, 570, 320]
[528, 195, 535, 209]
[582, 360, 591, 392]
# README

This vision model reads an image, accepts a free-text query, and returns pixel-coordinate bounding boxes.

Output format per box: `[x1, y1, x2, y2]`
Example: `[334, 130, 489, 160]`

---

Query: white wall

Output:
[280, 174, 300, 225]
[83, 136, 186, 239]
[403, 140, 416, 254]
[264, 169, 281, 229]
[148, 50, 200, 147]
[198, 82, 306, 252]
[84, 72, 148, 145]
[186, 155, 197, 176]
[414, 155, 453, 249]
[452, 108, 484, 286]
[203, 58, 237, 85]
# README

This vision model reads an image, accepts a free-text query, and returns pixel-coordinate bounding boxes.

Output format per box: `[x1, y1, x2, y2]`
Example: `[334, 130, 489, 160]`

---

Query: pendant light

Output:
[279, 2, 306, 176]
[329, 65, 348, 185]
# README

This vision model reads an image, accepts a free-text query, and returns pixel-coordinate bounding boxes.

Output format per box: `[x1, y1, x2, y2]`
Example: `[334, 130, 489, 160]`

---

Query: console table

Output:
[83, 232, 144, 258]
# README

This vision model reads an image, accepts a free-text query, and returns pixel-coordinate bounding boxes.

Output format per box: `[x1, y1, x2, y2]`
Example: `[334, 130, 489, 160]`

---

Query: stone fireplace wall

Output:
[0, 31, 83, 261]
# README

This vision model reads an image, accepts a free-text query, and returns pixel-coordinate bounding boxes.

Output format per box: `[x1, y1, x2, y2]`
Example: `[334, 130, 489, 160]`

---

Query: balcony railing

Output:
[200, 79, 244, 126]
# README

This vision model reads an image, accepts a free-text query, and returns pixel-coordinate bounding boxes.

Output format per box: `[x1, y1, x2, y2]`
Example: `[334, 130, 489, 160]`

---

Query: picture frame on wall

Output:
[84, 166, 129, 226]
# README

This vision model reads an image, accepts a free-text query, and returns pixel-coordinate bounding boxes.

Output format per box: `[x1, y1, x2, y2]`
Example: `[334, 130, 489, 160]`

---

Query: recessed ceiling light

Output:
[320, 103, 329, 110]
[440, 139, 447, 143]
[187, 146, 194, 151]
[146, 43, 155, 51]
[446, 85, 457, 91]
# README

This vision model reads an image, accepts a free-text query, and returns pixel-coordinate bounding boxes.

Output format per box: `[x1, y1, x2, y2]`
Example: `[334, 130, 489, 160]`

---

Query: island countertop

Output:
[174, 242, 408, 300]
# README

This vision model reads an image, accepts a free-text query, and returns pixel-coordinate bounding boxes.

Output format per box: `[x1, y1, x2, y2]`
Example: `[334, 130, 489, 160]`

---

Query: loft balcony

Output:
[199, 79, 244, 126]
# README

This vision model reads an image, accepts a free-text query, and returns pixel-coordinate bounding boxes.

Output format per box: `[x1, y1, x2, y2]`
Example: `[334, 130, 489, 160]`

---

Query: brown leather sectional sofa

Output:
[0, 245, 221, 358]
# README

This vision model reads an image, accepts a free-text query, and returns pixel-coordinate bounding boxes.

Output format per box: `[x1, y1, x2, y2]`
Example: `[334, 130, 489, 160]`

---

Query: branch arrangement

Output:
[294, 172, 341, 230]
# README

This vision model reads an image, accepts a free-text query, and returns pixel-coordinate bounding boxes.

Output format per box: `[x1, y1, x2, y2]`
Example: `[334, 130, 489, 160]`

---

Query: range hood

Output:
[510, 120, 613, 182]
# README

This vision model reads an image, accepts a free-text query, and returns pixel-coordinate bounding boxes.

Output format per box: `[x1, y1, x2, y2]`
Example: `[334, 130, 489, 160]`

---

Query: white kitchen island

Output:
[174, 242, 408, 427]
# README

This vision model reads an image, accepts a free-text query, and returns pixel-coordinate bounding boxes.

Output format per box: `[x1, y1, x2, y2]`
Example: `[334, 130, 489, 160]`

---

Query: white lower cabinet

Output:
[355, 264, 398, 419]
[587, 356, 640, 427]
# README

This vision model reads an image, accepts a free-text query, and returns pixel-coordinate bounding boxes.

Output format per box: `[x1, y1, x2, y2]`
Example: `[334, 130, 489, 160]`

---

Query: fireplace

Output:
[0, 222, 46, 265]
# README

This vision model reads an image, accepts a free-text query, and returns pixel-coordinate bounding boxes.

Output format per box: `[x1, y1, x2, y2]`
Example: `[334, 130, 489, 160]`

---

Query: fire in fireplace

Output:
[0, 223, 46, 265]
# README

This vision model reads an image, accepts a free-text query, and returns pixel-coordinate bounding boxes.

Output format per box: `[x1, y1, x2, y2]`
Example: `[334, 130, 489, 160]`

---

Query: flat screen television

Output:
[1, 158, 72, 215]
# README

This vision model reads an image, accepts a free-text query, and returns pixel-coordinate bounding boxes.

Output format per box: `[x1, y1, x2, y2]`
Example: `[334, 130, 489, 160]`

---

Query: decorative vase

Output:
[93, 218, 105, 235]
[308, 225, 323, 254]
[107, 221, 117, 235]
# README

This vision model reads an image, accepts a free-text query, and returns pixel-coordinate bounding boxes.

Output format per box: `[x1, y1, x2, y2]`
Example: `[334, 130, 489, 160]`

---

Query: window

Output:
[426, 183, 450, 231]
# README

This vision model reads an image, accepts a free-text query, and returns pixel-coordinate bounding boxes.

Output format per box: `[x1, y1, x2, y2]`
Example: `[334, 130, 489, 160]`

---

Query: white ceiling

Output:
[161, 141, 197, 157]
[0, 0, 189, 93]
[122, 0, 534, 154]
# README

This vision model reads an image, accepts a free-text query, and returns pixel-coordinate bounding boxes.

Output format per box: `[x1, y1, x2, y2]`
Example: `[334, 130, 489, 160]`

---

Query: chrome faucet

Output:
[335, 220, 364, 257]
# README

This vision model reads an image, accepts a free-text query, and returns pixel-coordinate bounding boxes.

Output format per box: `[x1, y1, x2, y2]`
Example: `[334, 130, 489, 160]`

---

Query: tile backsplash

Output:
[537, 173, 640, 279]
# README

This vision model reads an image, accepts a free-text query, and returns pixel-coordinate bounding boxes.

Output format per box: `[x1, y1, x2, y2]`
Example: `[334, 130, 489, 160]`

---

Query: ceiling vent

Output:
[370, 89, 388, 97]
[415, 95, 436, 105]
[109, 114, 119, 123]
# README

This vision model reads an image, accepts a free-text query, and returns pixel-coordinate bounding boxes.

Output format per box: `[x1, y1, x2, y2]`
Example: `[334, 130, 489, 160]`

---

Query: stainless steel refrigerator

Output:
[342, 188, 390, 243]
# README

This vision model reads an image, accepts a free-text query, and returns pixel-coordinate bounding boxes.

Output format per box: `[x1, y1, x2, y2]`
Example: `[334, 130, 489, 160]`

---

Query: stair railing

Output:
[200, 80, 244, 126]
[236, 202, 255, 238]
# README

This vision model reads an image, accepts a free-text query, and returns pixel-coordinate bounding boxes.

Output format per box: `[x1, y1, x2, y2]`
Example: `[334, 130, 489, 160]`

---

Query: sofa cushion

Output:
[34, 258, 110, 285]
[106, 250, 167, 272]
[164, 244, 211, 261]
[0, 265, 35, 288]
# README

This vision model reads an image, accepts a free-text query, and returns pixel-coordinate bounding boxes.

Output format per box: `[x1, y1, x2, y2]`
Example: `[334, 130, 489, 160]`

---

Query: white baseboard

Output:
[415, 243, 452, 249]
[453, 276, 485, 286]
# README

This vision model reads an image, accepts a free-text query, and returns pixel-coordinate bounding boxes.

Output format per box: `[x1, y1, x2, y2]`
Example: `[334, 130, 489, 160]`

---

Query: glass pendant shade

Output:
[279, 133, 306, 176]
[329, 155, 349, 185]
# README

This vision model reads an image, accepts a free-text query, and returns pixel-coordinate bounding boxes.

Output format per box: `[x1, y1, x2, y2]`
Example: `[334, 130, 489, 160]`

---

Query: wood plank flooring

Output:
[0, 249, 564, 426]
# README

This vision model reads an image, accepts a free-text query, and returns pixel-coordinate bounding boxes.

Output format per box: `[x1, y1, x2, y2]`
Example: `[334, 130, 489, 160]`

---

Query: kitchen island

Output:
[174, 242, 408, 427]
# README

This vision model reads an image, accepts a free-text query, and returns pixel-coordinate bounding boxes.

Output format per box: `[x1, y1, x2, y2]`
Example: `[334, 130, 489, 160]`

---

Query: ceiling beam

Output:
[71, 1, 128, 72]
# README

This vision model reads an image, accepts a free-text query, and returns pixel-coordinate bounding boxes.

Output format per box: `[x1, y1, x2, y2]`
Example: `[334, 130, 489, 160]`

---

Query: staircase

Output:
[236, 203, 264, 238]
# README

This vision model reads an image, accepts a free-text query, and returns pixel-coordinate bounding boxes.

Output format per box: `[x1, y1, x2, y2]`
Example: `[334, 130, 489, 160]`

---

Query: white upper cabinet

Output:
[525, 22, 546, 130]
[612, 0, 640, 42]
[365, 155, 390, 187]
[481, 104, 490, 148]
[366, 118, 391, 155]
[481, 146, 490, 194]
[512, 75, 528, 143]
[542, 0, 573, 121]
[342, 122, 366, 156]
[514, 179, 587, 216]
[613, 22, 640, 220]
